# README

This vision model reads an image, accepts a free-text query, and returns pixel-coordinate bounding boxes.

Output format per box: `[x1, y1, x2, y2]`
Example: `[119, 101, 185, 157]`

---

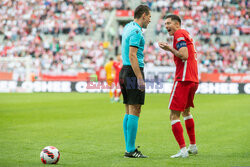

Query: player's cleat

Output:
[124, 147, 148, 158]
[187, 145, 198, 155]
[170, 147, 189, 158]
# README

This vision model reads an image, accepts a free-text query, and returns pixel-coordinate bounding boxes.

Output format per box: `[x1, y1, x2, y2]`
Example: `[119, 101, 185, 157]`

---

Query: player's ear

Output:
[142, 12, 148, 20]
[142, 13, 145, 19]
[174, 20, 180, 27]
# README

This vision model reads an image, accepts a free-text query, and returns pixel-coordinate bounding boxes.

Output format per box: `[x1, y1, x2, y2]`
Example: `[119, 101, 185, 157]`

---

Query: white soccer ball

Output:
[40, 146, 60, 164]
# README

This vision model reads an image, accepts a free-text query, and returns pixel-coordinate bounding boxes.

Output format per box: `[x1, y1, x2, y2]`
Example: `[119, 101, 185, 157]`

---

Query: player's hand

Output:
[158, 42, 172, 51]
[137, 78, 145, 92]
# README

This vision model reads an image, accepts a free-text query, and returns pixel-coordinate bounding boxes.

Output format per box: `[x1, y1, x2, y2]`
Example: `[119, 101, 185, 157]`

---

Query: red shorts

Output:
[168, 81, 199, 112]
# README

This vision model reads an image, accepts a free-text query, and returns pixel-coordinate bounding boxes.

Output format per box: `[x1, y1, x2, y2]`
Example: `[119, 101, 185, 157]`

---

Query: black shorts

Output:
[119, 65, 145, 105]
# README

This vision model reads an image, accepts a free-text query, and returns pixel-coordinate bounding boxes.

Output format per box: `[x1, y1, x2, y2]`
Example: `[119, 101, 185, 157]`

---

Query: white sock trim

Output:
[171, 120, 180, 125]
[184, 115, 193, 121]
[180, 147, 187, 151]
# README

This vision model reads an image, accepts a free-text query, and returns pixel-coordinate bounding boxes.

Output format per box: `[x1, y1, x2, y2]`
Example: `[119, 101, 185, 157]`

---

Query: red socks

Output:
[184, 115, 196, 144]
[171, 115, 196, 148]
[114, 89, 122, 98]
[171, 120, 186, 149]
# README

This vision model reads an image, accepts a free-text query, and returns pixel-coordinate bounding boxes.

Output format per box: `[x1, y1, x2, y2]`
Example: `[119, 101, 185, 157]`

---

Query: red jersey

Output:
[173, 29, 199, 83]
[113, 60, 123, 82]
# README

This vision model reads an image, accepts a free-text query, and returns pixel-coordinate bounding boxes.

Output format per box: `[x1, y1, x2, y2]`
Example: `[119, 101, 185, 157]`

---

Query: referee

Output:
[119, 5, 151, 158]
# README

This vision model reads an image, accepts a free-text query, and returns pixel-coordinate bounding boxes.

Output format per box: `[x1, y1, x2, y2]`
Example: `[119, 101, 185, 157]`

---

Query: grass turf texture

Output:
[0, 93, 249, 167]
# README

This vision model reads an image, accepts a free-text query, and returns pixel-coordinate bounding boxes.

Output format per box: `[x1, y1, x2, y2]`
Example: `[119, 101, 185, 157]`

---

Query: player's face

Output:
[165, 18, 178, 36]
[142, 12, 151, 29]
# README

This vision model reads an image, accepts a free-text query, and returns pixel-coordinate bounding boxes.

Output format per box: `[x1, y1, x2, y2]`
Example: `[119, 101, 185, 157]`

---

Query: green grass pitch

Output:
[0, 93, 249, 167]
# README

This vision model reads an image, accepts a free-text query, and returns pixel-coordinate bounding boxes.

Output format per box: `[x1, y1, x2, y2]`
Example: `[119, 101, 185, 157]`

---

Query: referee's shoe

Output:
[124, 147, 148, 158]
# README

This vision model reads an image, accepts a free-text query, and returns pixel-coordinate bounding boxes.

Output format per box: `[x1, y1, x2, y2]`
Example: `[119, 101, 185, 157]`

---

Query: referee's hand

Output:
[138, 79, 145, 92]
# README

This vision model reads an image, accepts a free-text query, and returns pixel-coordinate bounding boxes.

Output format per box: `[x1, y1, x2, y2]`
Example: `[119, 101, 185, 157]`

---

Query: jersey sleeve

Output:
[129, 29, 142, 48]
[175, 32, 187, 50]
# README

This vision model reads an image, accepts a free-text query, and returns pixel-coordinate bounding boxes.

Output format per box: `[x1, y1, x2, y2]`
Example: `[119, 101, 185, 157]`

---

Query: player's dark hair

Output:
[164, 14, 181, 25]
[109, 57, 114, 61]
[134, 5, 150, 19]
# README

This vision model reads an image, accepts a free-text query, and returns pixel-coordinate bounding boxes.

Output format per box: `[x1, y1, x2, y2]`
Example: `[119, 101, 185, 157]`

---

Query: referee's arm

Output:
[129, 46, 143, 80]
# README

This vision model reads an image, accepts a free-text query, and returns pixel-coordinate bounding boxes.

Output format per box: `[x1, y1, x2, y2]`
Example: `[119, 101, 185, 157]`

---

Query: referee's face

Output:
[142, 12, 151, 29]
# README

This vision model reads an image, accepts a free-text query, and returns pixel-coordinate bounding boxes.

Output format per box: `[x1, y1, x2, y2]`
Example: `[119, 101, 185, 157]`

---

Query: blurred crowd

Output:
[151, 0, 249, 36]
[0, 0, 125, 76]
[0, 0, 126, 38]
[0, 34, 110, 76]
[0, 0, 249, 79]
[142, 0, 249, 73]
[143, 38, 249, 73]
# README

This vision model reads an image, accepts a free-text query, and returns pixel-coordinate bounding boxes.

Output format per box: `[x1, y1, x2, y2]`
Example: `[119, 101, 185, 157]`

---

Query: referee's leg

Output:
[123, 104, 129, 151]
[126, 104, 141, 152]
[129, 104, 141, 117]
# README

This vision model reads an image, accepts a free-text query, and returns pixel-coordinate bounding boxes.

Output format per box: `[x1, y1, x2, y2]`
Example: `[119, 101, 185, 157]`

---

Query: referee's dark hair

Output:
[134, 5, 150, 19]
[164, 14, 182, 25]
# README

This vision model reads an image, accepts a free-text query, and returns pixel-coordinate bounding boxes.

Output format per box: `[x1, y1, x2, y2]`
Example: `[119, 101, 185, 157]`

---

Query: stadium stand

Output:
[142, 0, 249, 73]
[0, 0, 249, 82]
[0, 0, 126, 79]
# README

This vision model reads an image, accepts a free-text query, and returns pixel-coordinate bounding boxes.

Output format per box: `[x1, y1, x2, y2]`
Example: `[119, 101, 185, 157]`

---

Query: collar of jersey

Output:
[133, 21, 142, 30]
[174, 28, 182, 36]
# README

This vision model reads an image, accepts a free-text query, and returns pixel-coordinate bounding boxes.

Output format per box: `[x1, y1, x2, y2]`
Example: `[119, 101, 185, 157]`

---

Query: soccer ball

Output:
[40, 146, 60, 164]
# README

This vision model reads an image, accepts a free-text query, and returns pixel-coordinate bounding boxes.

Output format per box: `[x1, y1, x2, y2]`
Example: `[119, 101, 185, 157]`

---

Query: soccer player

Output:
[104, 57, 115, 102]
[113, 55, 123, 102]
[158, 15, 199, 158]
[119, 5, 151, 158]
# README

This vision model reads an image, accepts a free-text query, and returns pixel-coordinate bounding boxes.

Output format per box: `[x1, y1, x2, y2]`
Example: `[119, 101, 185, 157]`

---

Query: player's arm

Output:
[170, 46, 188, 60]
[158, 42, 188, 60]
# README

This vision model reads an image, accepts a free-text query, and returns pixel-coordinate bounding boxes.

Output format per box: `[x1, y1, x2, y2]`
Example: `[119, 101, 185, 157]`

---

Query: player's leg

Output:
[113, 85, 118, 102]
[169, 81, 188, 158]
[170, 110, 184, 148]
[170, 110, 188, 158]
[114, 88, 117, 99]
[107, 78, 114, 102]
[182, 82, 199, 154]
[182, 108, 195, 145]
[109, 88, 113, 102]
[111, 81, 116, 102]
[114, 82, 120, 102]
[182, 108, 198, 154]
[116, 82, 122, 102]
[118, 89, 122, 98]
